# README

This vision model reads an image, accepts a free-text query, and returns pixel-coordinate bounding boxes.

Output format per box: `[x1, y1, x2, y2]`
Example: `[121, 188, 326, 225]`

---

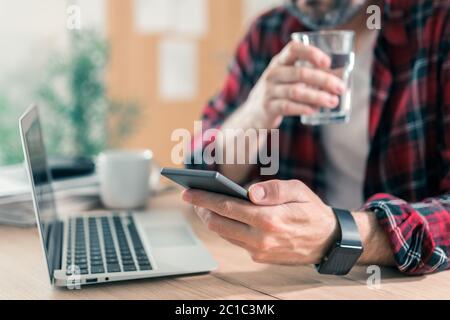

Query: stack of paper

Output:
[0, 164, 100, 227]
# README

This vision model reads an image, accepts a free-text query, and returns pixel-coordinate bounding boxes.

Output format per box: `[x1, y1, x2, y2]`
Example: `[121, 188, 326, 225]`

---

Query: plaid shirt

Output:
[188, 0, 450, 275]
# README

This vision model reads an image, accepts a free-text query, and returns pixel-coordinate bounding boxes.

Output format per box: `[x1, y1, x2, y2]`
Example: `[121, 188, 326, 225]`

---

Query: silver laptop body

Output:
[19, 104, 217, 287]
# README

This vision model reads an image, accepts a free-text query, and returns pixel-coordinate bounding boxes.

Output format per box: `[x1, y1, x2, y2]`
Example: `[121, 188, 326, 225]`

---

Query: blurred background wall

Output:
[0, 0, 282, 167]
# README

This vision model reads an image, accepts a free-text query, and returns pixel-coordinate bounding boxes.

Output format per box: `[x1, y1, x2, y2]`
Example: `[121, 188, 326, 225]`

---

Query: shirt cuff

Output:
[362, 193, 449, 275]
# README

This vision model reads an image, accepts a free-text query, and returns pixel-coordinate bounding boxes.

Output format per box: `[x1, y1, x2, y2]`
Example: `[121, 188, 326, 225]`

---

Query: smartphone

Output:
[161, 168, 249, 200]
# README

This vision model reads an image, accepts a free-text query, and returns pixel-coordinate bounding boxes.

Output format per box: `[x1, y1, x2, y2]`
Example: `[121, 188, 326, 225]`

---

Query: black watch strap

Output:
[315, 208, 363, 275]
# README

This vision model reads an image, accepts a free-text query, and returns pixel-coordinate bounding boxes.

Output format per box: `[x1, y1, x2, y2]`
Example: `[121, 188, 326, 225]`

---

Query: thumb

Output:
[248, 179, 310, 205]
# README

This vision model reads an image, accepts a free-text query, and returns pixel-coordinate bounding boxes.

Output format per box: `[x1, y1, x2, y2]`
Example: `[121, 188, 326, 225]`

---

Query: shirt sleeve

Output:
[361, 16, 450, 275]
[362, 194, 450, 275]
[186, 17, 264, 171]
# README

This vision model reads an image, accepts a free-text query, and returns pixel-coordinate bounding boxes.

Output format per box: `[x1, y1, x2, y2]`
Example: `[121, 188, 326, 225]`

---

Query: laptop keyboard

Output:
[65, 213, 152, 275]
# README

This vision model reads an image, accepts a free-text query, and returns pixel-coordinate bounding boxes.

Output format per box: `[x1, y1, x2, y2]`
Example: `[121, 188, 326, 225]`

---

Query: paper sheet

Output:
[158, 38, 198, 101]
[172, 0, 208, 37]
[133, 0, 208, 37]
[133, 0, 172, 33]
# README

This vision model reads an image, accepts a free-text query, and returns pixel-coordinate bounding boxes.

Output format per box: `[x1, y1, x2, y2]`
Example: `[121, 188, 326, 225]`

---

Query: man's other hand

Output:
[243, 41, 346, 129]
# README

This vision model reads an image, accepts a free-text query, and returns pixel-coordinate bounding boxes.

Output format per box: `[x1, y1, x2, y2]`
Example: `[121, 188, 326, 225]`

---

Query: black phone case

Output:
[161, 168, 249, 200]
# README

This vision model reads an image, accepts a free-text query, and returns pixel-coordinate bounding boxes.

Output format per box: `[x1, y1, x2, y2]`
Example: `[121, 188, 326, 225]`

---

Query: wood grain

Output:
[0, 190, 449, 299]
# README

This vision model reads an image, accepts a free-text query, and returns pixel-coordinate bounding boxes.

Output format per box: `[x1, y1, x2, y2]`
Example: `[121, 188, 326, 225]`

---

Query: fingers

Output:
[258, 41, 342, 119]
[249, 251, 305, 265]
[276, 41, 331, 68]
[223, 236, 312, 265]
[267, 66, 345, 95]
[249, 179, 310, 205]
[183, 189, 259, 226]
[195, 206, 257, 244]
[267, 99, 316, 116]
[269, 84, 339, 109]
[224, 238, 250, 249]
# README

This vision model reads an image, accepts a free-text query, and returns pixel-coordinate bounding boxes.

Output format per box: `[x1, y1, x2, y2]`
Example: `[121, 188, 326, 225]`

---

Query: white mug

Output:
[97, 149, 154, 209]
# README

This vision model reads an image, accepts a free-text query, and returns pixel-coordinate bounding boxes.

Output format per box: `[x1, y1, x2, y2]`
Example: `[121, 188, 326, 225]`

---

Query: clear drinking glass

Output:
[291, 31, 355, 125]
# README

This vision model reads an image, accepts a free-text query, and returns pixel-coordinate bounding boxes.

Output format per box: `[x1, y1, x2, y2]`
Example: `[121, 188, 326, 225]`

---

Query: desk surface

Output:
[1, 190, 449, 300]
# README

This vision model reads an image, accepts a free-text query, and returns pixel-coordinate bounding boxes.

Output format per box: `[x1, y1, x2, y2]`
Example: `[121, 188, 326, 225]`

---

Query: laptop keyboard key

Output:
[139, 264, 152, 271]
[91, 266, 105, 274]
[138, 259, 150, 266]
[107, 264, 121, 273]
[123, 264, 136, 272]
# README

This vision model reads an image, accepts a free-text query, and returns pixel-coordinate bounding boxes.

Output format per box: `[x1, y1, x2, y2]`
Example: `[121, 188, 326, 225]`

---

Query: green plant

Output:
[37, 30, 139, 157]
[0, 94, 24, 164]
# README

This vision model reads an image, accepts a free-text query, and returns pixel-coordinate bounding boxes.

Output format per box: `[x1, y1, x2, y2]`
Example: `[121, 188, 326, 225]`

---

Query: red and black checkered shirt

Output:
[188, 0, 450, 275]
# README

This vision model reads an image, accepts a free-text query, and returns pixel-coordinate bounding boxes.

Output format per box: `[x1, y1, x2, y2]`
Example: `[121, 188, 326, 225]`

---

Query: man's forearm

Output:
[352, 210, 396, 266]
[217, 102, 272, 183]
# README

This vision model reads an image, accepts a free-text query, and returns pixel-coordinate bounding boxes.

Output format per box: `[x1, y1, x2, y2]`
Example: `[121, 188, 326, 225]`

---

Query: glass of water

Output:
[291, 31, 355, 125]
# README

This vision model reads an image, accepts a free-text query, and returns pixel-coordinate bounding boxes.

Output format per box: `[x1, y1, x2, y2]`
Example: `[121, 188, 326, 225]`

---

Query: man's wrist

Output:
[351, 210, 396, 266]
[240, 101, 282, 130]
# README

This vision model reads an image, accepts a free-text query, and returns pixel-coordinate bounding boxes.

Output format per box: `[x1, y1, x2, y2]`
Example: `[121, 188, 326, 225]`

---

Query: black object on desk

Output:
[48, 156, 95, 180]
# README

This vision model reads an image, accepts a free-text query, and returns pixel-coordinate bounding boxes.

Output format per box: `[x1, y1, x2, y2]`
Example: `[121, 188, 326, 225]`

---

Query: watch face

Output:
[317, 245, 363, 275]
[335, 246, 363, 262]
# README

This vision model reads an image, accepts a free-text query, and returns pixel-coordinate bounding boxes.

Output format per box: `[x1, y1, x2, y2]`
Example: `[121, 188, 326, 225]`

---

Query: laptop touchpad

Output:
[145, 226, 197, 247]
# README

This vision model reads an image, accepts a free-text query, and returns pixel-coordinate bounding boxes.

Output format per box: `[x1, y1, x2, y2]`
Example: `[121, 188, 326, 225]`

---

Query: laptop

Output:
[19, 105, 217, 287]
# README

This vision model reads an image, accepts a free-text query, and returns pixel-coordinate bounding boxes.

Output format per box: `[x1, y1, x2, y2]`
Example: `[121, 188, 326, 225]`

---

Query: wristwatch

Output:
[316, 208, 363, 275]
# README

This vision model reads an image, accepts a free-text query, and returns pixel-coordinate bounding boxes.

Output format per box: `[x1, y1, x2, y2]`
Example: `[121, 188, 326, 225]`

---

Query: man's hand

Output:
[216, 41, 346, 182]
[183, 179, 338, 265]
[182, 179, 395, 266]
[242, 40, 346, 129]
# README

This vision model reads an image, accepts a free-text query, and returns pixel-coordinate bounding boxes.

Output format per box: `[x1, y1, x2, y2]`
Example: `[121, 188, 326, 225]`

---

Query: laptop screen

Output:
[22, 110, 59, 281]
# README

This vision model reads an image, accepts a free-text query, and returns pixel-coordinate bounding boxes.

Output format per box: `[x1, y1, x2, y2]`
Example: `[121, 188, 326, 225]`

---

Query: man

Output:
[183, 0, 450, 275]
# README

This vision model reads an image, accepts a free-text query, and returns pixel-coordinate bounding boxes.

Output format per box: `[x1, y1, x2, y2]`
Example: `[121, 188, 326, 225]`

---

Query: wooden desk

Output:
[1, 190, 449, 300]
